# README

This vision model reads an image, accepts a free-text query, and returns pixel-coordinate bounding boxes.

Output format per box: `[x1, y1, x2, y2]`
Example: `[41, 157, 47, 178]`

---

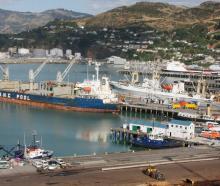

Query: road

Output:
[63, 146, 220, 169]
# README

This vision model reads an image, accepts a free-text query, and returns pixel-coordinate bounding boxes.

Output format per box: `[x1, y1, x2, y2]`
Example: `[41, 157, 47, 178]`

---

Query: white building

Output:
[123, 119, 195, 140]
[18, 48, 30, 56]
[166, 119, 195, 140]
[8, 47, 17, 55]
[74, 52, 81, 60]
[107, 56, 127, 65]
[0, 52, 9, 59]
[123, 120, 166, 136]
[66, 49, 72, 56]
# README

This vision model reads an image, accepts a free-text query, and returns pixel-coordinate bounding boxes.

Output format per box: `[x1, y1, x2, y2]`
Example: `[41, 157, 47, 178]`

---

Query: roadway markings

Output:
[101, 157, 220, 171]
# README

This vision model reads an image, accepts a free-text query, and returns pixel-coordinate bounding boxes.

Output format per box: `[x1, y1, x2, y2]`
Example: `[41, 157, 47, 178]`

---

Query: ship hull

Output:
[174, 115, 220, 124]
[0, 91, 119, 113]
[132, 137, 182, 149]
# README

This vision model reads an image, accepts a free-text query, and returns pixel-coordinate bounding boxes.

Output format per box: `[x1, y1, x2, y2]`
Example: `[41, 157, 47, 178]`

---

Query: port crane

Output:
[0, 64, 9, 81]
[29, 59, 51, 91]
[56, 58, 76, 85]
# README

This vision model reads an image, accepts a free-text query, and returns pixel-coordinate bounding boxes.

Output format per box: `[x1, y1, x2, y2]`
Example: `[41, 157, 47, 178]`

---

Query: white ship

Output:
[110, 71, 212, 104]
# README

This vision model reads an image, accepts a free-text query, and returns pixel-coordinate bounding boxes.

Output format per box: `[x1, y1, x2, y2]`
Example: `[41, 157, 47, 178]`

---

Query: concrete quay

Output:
[1, 146, 220, 186]
[61, 146, 220, 169]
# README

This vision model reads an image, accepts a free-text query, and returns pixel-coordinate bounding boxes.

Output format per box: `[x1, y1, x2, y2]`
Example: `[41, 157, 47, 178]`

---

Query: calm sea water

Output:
[0, 63, 163, 156]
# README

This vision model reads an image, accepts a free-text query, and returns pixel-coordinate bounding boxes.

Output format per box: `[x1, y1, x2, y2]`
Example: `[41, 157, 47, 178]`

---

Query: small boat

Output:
[24, 147, 53, 159]
[131, 135, 182, 149]
[24, 132, 53, 159]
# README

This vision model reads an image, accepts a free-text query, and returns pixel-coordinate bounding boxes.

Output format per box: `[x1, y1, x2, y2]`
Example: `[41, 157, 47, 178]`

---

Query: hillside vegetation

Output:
[84, 1, 220, 30]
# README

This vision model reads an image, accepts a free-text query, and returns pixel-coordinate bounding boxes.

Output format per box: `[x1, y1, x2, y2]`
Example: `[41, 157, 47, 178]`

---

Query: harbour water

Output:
[0, 63, 154, 156]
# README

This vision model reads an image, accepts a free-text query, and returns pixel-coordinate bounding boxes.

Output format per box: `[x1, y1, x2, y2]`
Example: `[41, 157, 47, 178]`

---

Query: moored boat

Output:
[175, 112, 220, 123]
[131, 135, 182, 149]
[24, 132, 53, 160]
[0, 63, 119, 113]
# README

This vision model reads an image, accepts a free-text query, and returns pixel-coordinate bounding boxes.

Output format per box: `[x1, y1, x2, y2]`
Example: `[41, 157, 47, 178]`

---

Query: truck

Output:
[143, 165, 165, 181]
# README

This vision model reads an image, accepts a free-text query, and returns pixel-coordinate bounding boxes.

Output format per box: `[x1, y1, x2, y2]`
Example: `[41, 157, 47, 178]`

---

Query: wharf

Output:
[1, 147, 220, 186]
[118, 94, 220, 116]
[61, 146, 220, 170]
[119, 69, 220, 80]
[119, 102, 180, 117]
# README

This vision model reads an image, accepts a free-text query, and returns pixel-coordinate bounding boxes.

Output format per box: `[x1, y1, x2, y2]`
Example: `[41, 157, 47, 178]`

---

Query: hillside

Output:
[0, 9, 91, 34]
[84, 1, 220, 30]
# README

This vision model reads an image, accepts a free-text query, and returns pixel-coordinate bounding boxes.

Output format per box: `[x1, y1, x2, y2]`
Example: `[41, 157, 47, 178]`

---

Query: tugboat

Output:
[131, 135, 182, 149]
[24, 131, 53, 159]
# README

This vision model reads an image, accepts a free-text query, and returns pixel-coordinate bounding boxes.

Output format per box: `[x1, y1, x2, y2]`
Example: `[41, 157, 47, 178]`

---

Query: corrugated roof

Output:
[170, 119, 192, 126]
[128, 119, 167, 129]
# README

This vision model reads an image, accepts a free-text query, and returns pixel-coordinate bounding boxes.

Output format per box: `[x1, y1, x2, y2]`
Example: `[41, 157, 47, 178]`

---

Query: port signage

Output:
[0, 92, 30, 101]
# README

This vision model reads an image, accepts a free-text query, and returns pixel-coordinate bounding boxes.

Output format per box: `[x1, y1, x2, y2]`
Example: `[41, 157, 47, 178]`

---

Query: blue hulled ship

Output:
[0, 62, 119, 113]
[132, 135, 182, 149]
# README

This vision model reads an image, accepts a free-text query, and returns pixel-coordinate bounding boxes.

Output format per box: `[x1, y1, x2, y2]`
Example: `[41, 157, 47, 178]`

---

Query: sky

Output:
[0, 0, 219, 15]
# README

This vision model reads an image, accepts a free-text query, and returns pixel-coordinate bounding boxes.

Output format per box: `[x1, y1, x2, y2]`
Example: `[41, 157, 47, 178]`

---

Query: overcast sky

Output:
[0, 0, 219, 14]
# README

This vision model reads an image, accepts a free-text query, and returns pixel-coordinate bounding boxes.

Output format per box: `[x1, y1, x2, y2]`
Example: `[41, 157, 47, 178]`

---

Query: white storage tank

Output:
[50, 48, 63, 57]
[33, 49, 47, 58]
[18, 48, 30, 55]
[66, 49, 72, 56]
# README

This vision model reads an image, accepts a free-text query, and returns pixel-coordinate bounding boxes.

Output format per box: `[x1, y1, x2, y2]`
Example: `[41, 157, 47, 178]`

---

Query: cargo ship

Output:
[0, 62, 119, 113]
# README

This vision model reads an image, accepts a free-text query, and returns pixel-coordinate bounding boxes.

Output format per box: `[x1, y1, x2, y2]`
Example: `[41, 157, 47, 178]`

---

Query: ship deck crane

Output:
[29, 59, 50, 91]
[0, 64, 9, 81]
[56, 58, 76, 85]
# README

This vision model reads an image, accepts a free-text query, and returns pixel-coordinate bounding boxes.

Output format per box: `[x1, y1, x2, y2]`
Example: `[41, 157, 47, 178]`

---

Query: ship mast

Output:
[95, 62, 101, 81]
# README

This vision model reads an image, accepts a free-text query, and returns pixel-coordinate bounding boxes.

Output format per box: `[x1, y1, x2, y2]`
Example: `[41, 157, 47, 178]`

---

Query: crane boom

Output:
[29, 59, 51, 91]
[29, 59, 50, 82]
[0, 65, 4, 72]
[0, 64, 9, 81]
[56, 58, 76, 84]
